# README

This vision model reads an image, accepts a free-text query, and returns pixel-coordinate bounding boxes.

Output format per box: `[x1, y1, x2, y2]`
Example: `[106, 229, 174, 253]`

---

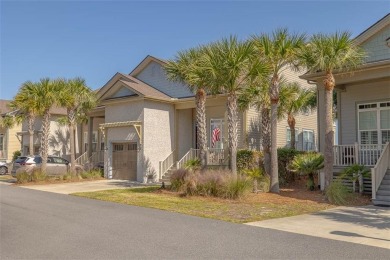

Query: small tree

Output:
[289, 152, 324, 191]
[342, 164, 369, 195]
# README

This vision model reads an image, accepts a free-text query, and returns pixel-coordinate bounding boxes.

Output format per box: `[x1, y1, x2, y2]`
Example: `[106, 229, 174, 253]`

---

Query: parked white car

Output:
[0, 161, 8, 175]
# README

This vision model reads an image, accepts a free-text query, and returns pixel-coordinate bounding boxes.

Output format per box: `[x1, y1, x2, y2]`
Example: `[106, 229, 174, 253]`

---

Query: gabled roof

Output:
[0, 100, 11, 114]
[129, 55, 167, 77]
[354, 13, 390, 45]
[97, 72, 172, 102]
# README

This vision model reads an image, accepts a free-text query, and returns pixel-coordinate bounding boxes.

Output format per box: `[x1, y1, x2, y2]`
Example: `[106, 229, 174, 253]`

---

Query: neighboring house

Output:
[19, 107, 77, 160]
[81, 55, 317, 182]
[301, 13, 390, 205]
[0, 100, 22, 163]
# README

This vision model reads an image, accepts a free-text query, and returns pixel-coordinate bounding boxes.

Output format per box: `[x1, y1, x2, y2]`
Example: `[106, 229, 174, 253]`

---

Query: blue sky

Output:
[1, 0, 389, 100]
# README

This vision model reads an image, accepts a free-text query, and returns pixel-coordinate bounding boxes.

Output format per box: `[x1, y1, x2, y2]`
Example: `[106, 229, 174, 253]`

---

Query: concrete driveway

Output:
[18, 179, 153, 194]
[246, 205, 390, 249]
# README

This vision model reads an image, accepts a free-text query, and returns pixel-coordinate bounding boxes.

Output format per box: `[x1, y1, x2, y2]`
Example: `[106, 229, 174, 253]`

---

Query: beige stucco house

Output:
[301, 13, 390, 205]
[80, 55, 317, 183]
[0, 100, 22, 163]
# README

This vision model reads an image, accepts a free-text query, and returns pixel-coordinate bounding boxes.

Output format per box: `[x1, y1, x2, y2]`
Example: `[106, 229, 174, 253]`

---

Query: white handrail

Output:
[159, 150, 176, 179]
[371, 142, 390, 200]
[75, 151, 89, 165]
[176, 148, 201, 169]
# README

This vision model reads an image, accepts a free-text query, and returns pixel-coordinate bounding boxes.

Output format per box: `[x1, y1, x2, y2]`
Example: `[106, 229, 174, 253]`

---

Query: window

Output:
[84, 131, 97, 152]
[286, 128, 299, 149]
[210, 118, 224, 149]
[358, 101, 390, 145]
[303, 129, 315, 151]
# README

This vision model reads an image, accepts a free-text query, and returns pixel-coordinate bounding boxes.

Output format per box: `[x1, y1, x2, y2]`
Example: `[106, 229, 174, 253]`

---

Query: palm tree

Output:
[238, 79, 271, 176]
[10, 81, 40, 156]
[202, 36, 269, 175]
[30, 78, 60, 173]
[57, 78, 97, 175]
[165, 47, 209, 169]
[289, 152, 324, 191]
[278, 83, 316, 149]
[252, 29, 306, 193]
[299, 32, 365, 189]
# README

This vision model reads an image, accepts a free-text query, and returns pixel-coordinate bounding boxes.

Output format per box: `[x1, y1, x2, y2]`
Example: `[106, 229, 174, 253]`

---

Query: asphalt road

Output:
[1, 184, 389, 259]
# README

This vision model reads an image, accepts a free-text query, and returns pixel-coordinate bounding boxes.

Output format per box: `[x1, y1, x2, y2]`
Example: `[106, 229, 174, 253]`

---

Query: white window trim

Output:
[357, 100, 390, 145]
[302, 129, 315, 151]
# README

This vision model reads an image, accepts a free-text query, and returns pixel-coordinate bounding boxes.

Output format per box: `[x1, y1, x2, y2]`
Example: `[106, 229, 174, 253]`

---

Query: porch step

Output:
[377, 189, 390, 196]
[378, 184, 390, 190]
[381, 179, 390, 185]
[372, 199, 390, 206]
[383, 174, 390, 180]
[376, 195, 390, 201]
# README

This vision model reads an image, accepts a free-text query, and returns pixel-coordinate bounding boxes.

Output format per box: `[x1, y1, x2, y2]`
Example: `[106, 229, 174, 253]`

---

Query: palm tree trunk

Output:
[196, 89, 207, 170]
[324, 72, 335, 189]
[68, 109, 77, 175]
[227, 93, 238, 176]
[41, 110, 51, 174]
[69, 123, 76, 175]
[269, 76, 279, 193]
[28, 114, 35, 156]
[288, 114, 296, 150]
[261, 106, 271, 176]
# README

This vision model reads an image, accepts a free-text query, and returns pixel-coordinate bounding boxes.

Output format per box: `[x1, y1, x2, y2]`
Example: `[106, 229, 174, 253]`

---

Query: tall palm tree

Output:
[57, 78, 97, 175]
[278, 83, 316, 149]
[10, 81, 40, 156]
[238, 79, 271, 176]
[252, 29, 306, 193]
[202, 36, 269, 175]
[30, 78, 60, 173]
[165, 47, 209, 169]
[299, 32, 365, 189]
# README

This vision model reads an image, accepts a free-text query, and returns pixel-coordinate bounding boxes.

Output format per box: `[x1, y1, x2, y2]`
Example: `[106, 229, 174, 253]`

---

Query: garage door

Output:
[112, 143, 137, 180]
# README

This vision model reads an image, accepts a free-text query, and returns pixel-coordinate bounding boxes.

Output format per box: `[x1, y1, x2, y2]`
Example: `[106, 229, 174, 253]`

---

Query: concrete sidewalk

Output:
[246, 206, 390, 249]
[18, 179, 154, 194]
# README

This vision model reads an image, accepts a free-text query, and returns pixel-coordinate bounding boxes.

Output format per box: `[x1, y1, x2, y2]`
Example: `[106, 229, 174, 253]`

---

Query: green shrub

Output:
[80, 170, 103, 180]
[62, 173, 72, 180]
[237, 149, 262, 173]
[12, 151, 21, 162]
[170, 168, 190, 192]
[242, 168, 270, 192]
[326, 180, 352, 205]
[289, 152, 324, 191]
[16, 172, 31, 184]
[277, 148, 305, 185]
[30, 170, 47, 182]
[184, 159, 201, 172]
[222, 176, 251, 199]
[170, 169, 250, 199]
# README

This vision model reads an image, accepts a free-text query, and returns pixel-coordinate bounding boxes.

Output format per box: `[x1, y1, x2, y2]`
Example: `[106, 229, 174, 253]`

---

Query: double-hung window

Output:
[358, 101, 390, 145]
[303, 129, 315, 151]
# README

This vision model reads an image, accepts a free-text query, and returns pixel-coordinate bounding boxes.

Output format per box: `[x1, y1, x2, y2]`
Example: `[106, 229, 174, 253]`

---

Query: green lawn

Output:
[73, 186, 339, 223]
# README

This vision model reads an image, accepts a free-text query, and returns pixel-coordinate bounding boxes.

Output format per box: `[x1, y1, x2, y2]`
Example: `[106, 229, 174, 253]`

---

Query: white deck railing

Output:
[333, 143, 386, 166]
[159, 150, 176, 179]
[206, 148, 228, 166]
[371, 142, 390, 200]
